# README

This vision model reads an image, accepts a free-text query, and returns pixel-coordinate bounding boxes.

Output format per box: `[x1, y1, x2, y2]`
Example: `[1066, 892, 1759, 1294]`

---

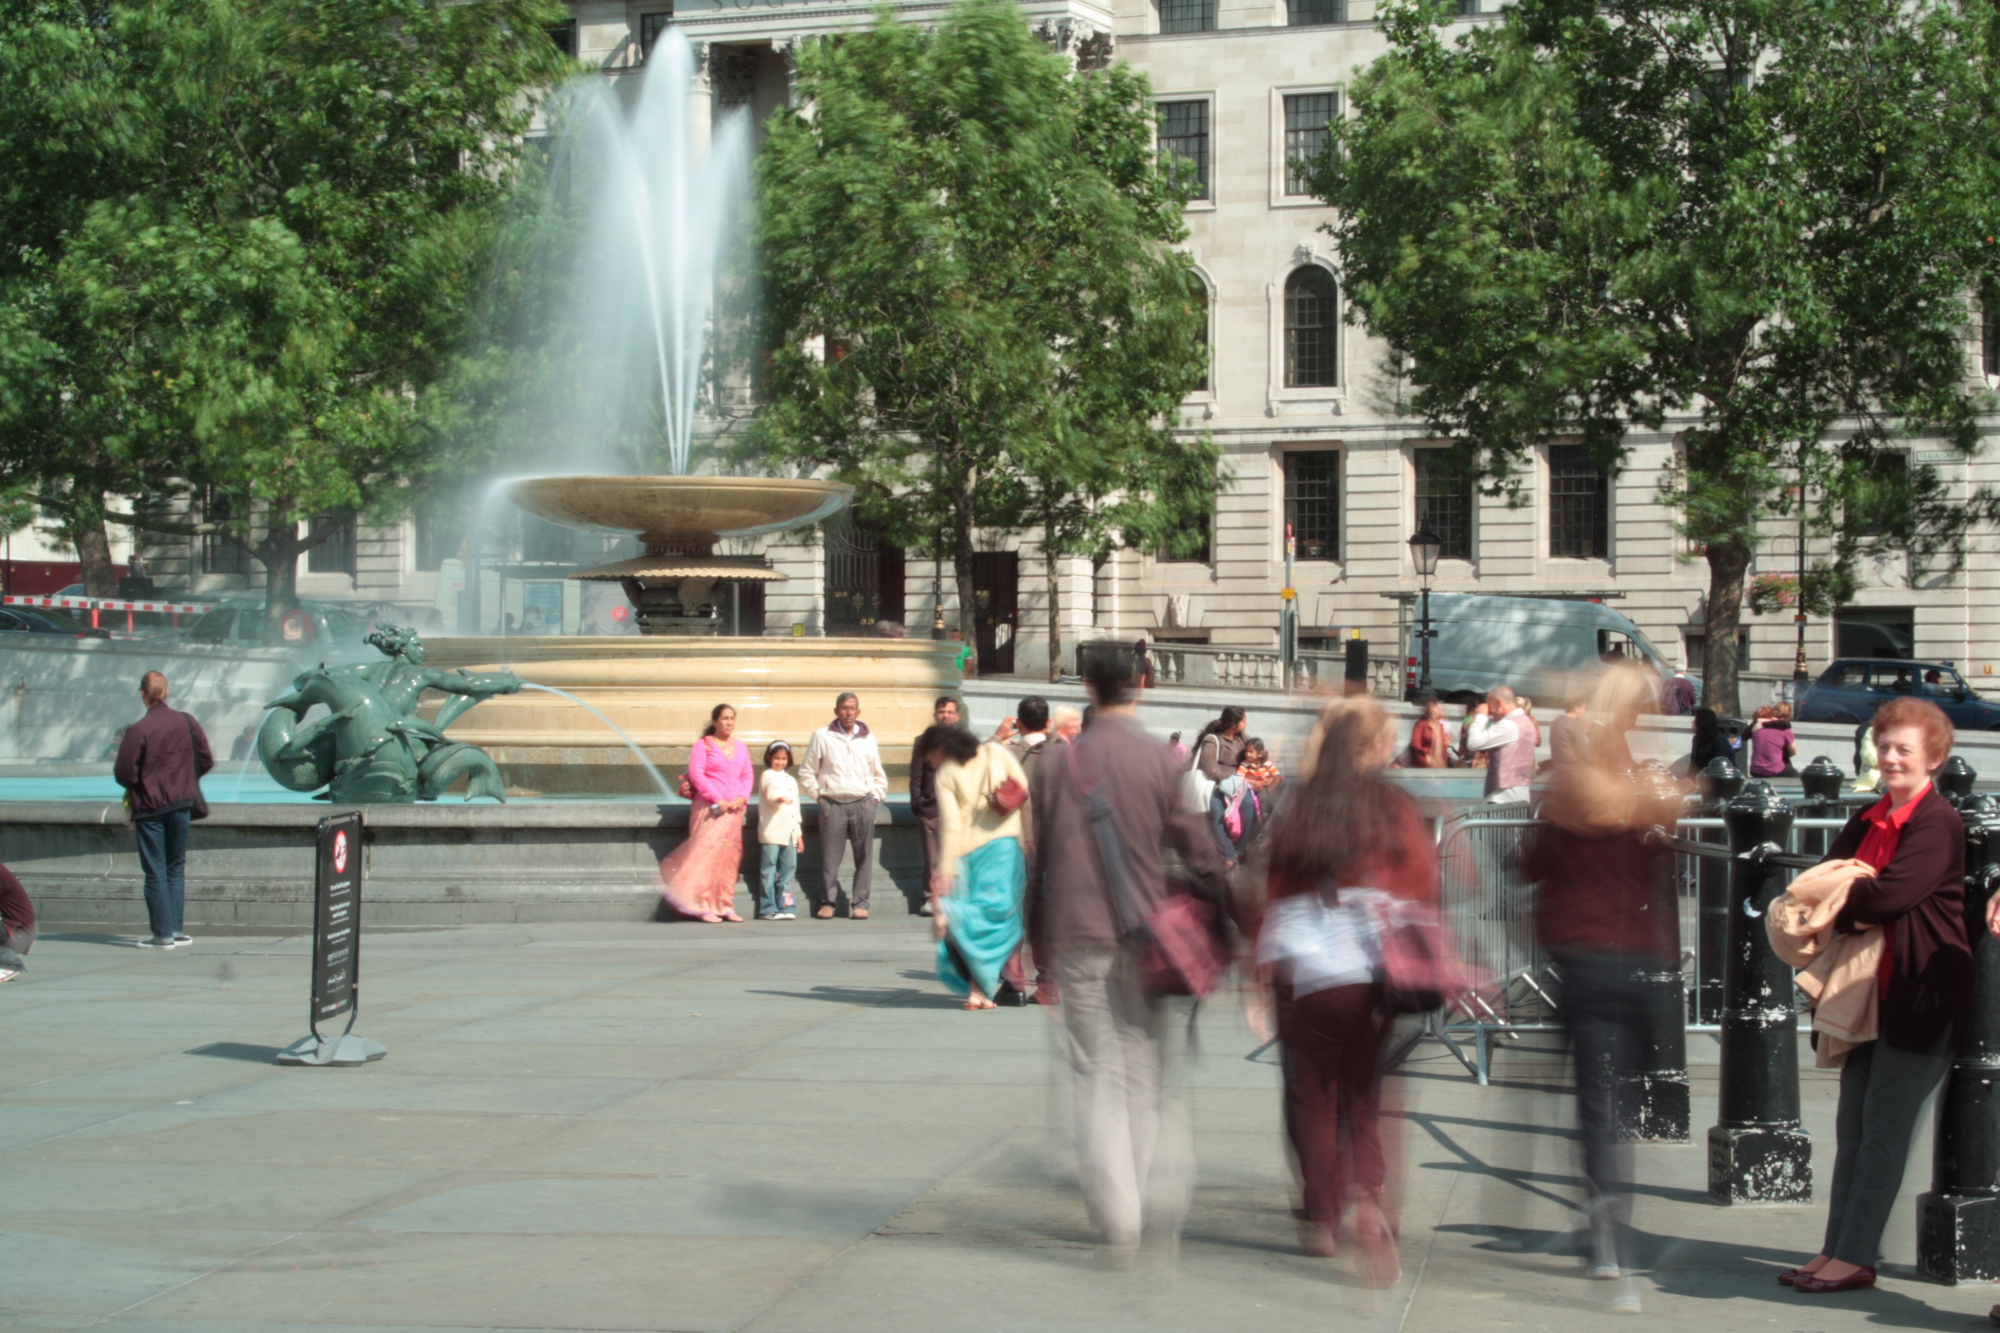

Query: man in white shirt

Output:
[1464, 685, 1537, 805]
[800, 692, 890, 919]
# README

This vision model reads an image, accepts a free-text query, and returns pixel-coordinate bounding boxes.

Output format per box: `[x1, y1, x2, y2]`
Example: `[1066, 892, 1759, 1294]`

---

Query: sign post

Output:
[278, 811, 386, 1066]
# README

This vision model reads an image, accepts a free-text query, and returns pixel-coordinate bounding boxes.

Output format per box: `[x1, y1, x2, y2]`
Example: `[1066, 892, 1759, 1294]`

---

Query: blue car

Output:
[1796, 658, 2000, 731]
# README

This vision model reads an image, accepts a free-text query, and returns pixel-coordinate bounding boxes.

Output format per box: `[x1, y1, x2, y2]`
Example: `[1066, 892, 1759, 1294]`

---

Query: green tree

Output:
[752, 0, 1217, 661]
[0, 0, 568, 626]
[1308, 0, 2000, 715]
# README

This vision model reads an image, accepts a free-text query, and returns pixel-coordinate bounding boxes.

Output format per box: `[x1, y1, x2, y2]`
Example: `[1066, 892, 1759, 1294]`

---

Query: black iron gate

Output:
[824, 516, 904, 634]
[973, 551, 1018, 675]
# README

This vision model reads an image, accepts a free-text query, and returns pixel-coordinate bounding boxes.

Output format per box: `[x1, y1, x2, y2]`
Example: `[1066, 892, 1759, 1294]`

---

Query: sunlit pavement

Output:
[3, 912, 1992, 1332]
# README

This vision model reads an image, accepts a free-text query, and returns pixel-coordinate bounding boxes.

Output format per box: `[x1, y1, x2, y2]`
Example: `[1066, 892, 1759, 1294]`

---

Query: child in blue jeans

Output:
[755, 741, 805, 919]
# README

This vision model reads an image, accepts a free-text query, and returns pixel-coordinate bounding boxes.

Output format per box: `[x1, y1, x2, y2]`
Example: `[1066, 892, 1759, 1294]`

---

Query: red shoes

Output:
[1793, 1266, 1876, 1293]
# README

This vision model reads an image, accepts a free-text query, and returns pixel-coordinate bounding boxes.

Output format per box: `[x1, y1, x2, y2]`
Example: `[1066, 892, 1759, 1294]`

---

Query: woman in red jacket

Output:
[1780, 696, 1972, 1294]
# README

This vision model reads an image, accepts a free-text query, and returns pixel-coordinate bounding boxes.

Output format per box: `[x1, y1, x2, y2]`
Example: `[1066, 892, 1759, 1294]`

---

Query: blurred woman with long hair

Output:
[1522, 664, 1680, 1306]
[1250, 695, 1436, 1285]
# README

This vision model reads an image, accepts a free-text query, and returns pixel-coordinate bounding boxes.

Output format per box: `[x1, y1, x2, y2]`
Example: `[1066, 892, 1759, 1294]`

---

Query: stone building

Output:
[136, 0, 2000, 692]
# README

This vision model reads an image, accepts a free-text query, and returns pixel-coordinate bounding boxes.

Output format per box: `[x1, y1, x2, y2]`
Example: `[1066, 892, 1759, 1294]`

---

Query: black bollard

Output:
[1796, 756, 1846, 861]
[1708, 780, 1813, 1203]
[1939, 755, 1978, 807]
[1617, 764, 1691, 1142]
[1917, 788, 2000, 1282]
[1693, 757, 1744, 1025]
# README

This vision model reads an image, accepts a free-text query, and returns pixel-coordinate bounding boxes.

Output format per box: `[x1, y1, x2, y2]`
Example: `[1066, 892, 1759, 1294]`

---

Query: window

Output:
[1286, 0, 1344, 25]
[1157, 101, 1209, 199]
[200, 486, 251, 575]
[1415, 449, 1473, 561]
[1185, 272, 1211, 392]
[713, 46, 758, 110]
[1846, 451, 1911, 537]
[1156, 510, 1212, 563]
[1986, 305, 2000, 378]
[1158, 0, 1215, 33]
[307, 512, 356, 575]
[545, 21, 576, 57]
[638, 10, 672, 60]
[1282, 93, 1337, 195]
[1284, 451, 1340, 561]
[1283, 267, 1339, 388]
[1547, 444, 1608, 559]
[415, 503, 464, 572]
[1457, 0, 1478, 12]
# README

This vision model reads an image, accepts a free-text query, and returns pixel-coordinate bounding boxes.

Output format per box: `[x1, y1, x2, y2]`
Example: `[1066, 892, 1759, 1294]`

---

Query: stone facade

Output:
[135, 0, 2000, 692]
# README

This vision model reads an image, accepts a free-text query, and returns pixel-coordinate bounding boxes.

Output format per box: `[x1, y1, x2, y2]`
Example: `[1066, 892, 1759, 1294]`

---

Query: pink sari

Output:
[659, 804, 746, 920]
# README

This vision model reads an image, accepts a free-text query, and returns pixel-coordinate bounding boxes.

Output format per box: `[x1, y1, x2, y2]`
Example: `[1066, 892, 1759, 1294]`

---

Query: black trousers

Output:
[1823, 1033, 1953, 1266]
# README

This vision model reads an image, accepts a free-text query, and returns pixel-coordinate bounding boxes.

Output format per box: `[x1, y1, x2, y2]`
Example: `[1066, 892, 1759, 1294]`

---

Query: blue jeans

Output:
[134, 808, 192, 940]
[758, 842, 797, 917]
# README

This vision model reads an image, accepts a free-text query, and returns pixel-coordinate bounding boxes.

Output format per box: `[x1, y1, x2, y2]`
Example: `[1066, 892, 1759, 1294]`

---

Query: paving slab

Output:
[4, 915, 1997, 1333]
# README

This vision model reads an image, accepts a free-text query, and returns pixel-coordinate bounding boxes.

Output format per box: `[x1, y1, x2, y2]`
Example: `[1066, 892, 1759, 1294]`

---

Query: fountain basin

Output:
[508, 475, 852, 546]
[419, 635, 962, 794]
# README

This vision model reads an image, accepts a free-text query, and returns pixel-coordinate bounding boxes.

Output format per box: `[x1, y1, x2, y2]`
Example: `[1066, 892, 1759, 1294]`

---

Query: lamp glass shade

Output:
[1409, 527, 1443, 578]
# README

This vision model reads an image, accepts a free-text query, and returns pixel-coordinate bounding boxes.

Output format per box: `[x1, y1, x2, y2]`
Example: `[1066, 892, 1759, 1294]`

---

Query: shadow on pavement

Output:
[185, 1041, 286, 1063]
[747, 985, 966, 1009]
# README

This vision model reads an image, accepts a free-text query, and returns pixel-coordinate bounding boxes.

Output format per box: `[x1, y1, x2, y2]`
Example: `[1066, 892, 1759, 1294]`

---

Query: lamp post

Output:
[1409, 526, 1442, 703]
[1791, 489, 1810, 702]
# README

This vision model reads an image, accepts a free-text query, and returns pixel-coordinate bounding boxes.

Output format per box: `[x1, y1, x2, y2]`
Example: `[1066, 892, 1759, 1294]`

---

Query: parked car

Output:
[1404, 593, 1687, 706]
[173, 600, 367, 651]
[0, 607, 111, 639]
[1796, 658, 2000, 731]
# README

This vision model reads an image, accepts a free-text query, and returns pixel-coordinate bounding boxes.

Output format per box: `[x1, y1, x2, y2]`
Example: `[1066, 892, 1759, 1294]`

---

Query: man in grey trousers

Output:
[799, 692, 889, 919]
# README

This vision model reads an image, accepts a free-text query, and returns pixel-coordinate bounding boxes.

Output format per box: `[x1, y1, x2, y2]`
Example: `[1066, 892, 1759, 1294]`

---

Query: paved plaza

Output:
[3, 915, 1996, 1332]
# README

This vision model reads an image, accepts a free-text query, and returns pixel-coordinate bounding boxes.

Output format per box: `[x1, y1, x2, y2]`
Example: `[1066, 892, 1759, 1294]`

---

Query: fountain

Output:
[421, 475, 958, 794]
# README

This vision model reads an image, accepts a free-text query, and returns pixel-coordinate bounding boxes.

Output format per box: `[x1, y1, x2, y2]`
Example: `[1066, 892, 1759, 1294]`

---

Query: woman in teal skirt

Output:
[920, 723, 1032, 1010]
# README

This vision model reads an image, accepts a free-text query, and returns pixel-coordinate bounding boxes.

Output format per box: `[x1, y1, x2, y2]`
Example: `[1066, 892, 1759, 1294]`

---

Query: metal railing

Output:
[1421, 808, 1851, 1084]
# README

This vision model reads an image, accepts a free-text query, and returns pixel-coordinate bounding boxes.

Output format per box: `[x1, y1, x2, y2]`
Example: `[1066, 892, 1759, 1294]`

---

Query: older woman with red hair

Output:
[1781, 696, 1973, 1294]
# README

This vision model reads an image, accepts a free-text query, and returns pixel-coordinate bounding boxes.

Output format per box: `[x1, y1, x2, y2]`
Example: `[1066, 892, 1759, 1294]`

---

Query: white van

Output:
[1403, 594, 1679, 704]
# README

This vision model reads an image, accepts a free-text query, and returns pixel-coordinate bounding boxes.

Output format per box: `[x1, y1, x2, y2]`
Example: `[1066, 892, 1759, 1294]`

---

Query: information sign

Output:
[311, 812, 363, 1025]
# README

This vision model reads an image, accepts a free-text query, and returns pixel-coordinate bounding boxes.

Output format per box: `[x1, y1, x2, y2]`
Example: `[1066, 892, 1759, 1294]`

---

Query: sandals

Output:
[962, 996, 998, 1010]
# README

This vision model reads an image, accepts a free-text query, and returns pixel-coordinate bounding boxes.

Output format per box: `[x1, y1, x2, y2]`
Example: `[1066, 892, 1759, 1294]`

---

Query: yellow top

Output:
[936, 742, 1032, 884]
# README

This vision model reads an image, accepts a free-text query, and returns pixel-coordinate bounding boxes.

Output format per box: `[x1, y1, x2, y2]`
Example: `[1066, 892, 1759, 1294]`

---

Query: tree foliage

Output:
[751, 0, 1218, 661]
[0, 0, 567, 626]
[1308, 0, 2000, 713]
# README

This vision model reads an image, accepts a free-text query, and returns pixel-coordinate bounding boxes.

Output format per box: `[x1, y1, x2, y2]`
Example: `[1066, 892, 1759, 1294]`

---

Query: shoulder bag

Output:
[1369, 895, 1474, 1015]
[182, 712, 210, 820]
[984, 746, 1027, 814]
[1179, 735, 1218, 815]
[1069, 740, 1228, 998]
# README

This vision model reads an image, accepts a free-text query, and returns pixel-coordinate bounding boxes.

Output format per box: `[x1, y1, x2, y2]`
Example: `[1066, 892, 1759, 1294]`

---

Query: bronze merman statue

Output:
[258, 625, 522, 802]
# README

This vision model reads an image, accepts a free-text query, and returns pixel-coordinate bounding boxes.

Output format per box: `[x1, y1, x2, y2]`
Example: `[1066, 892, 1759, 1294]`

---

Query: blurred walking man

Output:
[1464, 685, 1535, 805]
[114, 672, 213, 948]
[1032, 658, 1227, 1264]
[800, 692, 888, 919]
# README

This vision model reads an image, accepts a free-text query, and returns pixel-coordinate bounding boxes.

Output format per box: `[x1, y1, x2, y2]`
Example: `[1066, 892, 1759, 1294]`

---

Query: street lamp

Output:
[1409, 526, 1442, 703]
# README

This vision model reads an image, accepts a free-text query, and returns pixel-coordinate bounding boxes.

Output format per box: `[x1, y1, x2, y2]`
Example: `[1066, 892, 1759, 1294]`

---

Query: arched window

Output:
[1283, 267, 1339, 388]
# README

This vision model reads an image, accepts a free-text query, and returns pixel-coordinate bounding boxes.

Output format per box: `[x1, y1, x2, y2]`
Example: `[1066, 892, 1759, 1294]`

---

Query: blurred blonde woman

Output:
[1521, 664, 1679, 1305]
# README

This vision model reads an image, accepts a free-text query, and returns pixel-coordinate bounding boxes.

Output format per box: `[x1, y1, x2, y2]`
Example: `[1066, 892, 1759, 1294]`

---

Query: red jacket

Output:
[1830, 786, 1973, 1052]
[114, 703, 215, 817]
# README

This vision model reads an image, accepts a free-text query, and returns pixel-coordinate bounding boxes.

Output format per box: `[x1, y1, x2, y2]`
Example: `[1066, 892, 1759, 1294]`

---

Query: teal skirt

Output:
[936, 836, 1026, 998]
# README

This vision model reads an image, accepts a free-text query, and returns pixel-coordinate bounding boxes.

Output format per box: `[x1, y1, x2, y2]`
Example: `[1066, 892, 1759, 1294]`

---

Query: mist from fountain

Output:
[518, 682, 678, 799]
[529, 31, 754, 477]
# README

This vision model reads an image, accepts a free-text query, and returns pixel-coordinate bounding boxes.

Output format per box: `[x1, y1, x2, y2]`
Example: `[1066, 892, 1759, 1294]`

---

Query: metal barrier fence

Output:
[1423, 807, 1854, 1084]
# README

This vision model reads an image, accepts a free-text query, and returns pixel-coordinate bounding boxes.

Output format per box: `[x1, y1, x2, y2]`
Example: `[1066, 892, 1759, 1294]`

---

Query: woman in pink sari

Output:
[660, 704, 753, 923]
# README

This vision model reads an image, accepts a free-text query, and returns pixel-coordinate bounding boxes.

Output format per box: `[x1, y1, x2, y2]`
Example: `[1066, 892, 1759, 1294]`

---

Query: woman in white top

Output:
[922, 723, 1032, 1011]
[755, 742, 805, 920]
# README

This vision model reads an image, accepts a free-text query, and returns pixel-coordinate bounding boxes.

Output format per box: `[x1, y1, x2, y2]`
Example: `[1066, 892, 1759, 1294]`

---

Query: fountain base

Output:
[419, 635, 961, 794]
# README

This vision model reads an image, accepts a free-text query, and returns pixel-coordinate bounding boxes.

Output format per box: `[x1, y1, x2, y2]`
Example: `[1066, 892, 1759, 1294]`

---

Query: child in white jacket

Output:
[756, 742, 806, 919]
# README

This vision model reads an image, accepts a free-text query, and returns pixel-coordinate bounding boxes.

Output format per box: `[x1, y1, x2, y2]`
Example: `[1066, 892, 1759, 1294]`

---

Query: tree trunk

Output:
[953, 495, 979, 678]
[1044, 518, 1062, 682]
[1702, 537, 1751, 720]
[72, 493, 118, 597]
[258, 529, 303, 645]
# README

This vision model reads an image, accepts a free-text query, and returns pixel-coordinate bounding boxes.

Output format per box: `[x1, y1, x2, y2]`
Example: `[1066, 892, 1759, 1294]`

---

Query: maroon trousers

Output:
[1276, 981, 1393, 1225]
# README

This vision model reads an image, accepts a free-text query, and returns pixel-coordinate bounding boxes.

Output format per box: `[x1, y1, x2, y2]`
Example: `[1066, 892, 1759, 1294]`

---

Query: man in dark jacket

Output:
[1031, 658, 1226, 1264]
[113, 671, 214, 948]
[910, 695, 960, 916]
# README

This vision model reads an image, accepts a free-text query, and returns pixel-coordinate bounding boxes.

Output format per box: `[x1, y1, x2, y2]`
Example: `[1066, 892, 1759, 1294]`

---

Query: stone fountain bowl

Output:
[508, 475, 852, 546]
